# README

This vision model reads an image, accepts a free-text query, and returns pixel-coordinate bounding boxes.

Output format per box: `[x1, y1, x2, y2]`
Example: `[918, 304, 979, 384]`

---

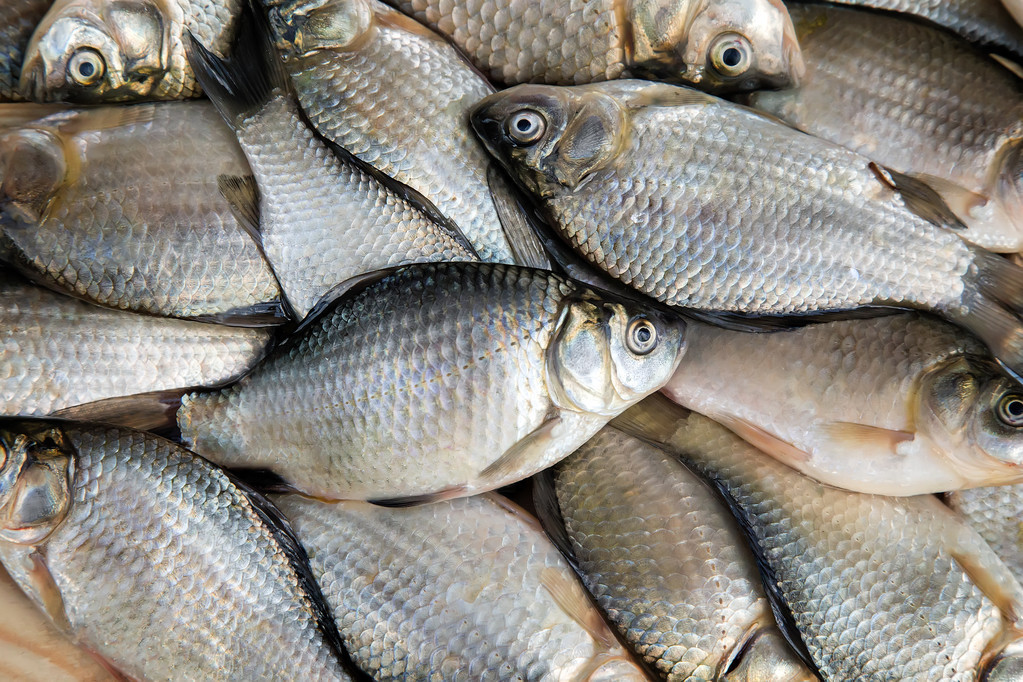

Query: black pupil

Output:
[78, 60, 95, 78]
[722, 47, 742, 67]
[516, 117, 533, 133]
[636, 326, 651, 343]
[1008, 399, 1023, 418]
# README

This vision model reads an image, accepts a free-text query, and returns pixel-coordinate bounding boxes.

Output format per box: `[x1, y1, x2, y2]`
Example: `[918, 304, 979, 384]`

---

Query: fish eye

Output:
[626, 317, 658, 355]
[506, 110, 546, 145]
[997, 394, 1023, 427]
[67, 48, 106, 87]
[709, 34, 752, 78]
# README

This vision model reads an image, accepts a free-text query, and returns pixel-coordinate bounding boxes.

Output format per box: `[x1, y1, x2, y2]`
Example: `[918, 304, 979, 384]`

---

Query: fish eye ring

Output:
[506, 110, 546, 145]
[68, 48, 106, 87]
[997, 394, 1023, 427]
[709, 34, 752, 78]
[626, 317, 658, 355]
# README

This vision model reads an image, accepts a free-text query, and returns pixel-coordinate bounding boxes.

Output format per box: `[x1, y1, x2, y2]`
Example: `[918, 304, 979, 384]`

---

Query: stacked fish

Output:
[7, 0, 1023, 679]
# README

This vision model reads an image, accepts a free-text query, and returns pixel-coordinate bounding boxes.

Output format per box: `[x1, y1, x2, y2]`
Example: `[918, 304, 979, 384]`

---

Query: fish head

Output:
[628, 0, 804, 92]
[0, 421, 75, 547]
[546, 291, 686, 416]
[0, 125, 70, 223]
[19, 0, 169, 103]
[261, 0, 374, 58]
[470, 84, 628, 198]
[916, 356, 1023, 484]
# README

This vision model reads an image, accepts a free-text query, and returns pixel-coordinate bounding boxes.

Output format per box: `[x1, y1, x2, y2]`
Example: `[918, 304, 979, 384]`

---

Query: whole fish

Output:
[662, 313, 1023, 495]
[188, 8, 479, 318]
[746, 4, 1023, 252]
[471, 80, 1023, 378]
[381, 0, 804, 92]
[178, 262, 687, 503]
[261, 0, 542, 266]
[0, 567, 117, 682]
[0, 102, 283, 323]
[19, 0, 242, 102]
[947, 485, 1023, 582]
[537, 427, 818, 682]
[614, 397, 1023, 681]
[786, 0, 1023, 60]
[1, 272, 271, 417]
[0, 0, 53, 101]
[0, 419, 352, 680]
[276, 492, 652, 680]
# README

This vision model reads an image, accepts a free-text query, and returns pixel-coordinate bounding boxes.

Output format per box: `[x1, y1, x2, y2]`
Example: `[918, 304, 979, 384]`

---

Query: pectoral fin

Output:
[475, 415, 563, 490]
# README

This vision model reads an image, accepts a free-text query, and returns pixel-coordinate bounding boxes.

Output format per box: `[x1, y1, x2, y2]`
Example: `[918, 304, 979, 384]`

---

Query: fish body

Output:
[382, 0, 804, 92]
[662, 314, 1023, 495]
[0, 102, 283, 323]
[614, 399, 1023, 681]
[471, 80, 1023, 377]
[0, 419, 351, 680]
[0, 0, 53, 101]
[746, 4, 1023, 252]
[19, 0, 242, 101]
[542, 427, 817, 682]
[178, 262, 687, 503]
[189, 8, 478, 318]
[1, 272, 271, 417]
[276, 492, 652, 681]
[947, 484, 1023, 582]
[262, 0, 526, 264]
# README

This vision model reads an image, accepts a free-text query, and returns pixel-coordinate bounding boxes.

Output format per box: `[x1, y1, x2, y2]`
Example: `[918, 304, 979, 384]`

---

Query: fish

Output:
[381, 0, 805, 92]
[0, 271, 271, 417]
[0, 0, 53, 102]
[613, 396, 1023, 681]
[0, 418, 354, 680]
[0, 101, 284, 324]
[785, 0, 1023, 61]
[275, 492, 653, 680]
[177, 262, 687, 504]
[1006, 0, 1023, 29]
[0, 566, 118, 681]
[470, 80, 1023, 378]
[535, 426, 818, 682]
[745, 4, 1023, 252]
[18, 0, 242, 102]
[661, 313, 1023, 495]
[187, 6, 479, 318]
[946, 485, 1023, 583]
[260, 0, 545, 266]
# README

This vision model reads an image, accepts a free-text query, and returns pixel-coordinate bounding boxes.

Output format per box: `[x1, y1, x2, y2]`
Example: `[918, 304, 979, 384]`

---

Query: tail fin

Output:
[184, 0, 290, 124]
[953, 250, 1023, 378]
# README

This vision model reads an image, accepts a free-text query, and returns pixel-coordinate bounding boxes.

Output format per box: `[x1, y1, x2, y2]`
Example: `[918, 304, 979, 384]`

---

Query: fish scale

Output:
[947, 485, 1023, 583]
[0, 0, 52, 102]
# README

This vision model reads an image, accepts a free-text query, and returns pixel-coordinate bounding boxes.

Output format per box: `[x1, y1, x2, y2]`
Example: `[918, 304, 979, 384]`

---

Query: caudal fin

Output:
[952, 250, 1023, 377]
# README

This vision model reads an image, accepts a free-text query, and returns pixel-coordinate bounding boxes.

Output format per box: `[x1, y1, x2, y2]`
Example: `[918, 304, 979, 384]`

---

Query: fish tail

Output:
[183, 1, 289, 125]
[952, 250, 1023, 377]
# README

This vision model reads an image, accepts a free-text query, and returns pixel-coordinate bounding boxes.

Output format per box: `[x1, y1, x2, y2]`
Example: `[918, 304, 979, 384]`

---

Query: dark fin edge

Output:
[959, 250, 1023, 380]
[868, 162, 966, 231]
[49, 390, 185, 435]
[486, 164, 552, 269]
[194, 300, 291, 327]
[530, 468, 578, 567]
[367, 484, 468, 508]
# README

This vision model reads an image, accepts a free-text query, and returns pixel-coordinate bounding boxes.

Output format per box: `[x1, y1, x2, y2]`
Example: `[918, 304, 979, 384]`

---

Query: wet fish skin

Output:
[663, 313, 1023, 495]
[947, 485, 1023, 582]
[189, 8, 479, 318]
[178, 262, 687, 502]
[746, 4, 1023, 252]
[0, 272, 271, 417]
[262, 0, 522, 264]
[544, 427, 817, 682]
[382, 0, 804, 92]
[614, 398, 1023, 681]
[0, 419, 351, 681]
[276, 492, 652, 681]
[470, 80, 1023, 377]
[0, 0, 53, 102]
[0, 101, 283, 323]
[19, 0, 242, 102]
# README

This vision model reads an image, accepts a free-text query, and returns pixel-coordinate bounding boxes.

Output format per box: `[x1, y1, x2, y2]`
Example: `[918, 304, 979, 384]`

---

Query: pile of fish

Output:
[8, 0, 1023, 679]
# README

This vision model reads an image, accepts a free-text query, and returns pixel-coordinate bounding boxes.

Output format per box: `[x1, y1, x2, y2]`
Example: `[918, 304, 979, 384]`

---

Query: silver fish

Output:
[947, 485, 1023, 583]
[276, 492, 653, 681]
[539, 426, 818, 681]
[0, 0, 53, 102]
[178, 262, 687, 503]
[0, 419, 353, 680]
[614, 396, 1023, 681]
[470, 80, 1023, 378]
[19, 0, 242, 101]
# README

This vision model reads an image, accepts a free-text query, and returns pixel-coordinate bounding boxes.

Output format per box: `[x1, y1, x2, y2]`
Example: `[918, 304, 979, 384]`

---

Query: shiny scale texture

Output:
[0, 272, 271, 416]
[0, 0, 52, 101]
[276, 493, 648, 681]
[234, 94, 476, 317]
[948, 485, 1023, 582]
